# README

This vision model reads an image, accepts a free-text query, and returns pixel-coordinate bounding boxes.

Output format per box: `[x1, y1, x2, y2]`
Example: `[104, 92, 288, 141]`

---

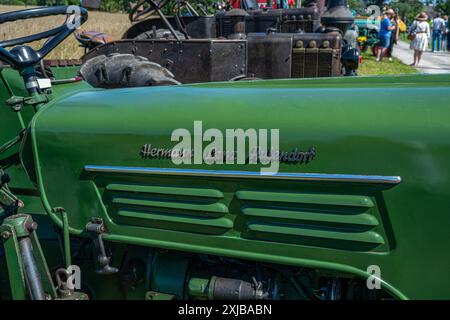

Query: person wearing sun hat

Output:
[376, 9, 396, 62]
[408, 12, 431, 66]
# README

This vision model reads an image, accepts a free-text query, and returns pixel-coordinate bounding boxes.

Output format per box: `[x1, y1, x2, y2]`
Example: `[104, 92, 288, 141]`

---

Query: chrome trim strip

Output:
[84, 165, 402, 184]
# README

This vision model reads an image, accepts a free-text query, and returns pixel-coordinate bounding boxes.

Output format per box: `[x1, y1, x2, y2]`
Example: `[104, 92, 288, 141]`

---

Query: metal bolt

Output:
[1, 231, 11, 240]
[25, 221, 38, 232]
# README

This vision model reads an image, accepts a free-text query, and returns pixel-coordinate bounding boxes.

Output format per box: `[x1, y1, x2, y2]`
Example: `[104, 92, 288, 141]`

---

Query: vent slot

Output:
[237, 189, 385, 251]
[105, 183, 231, 235]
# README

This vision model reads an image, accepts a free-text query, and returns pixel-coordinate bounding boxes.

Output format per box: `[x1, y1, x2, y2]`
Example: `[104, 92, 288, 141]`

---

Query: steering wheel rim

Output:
[0, 6, 88, 69]
[129, 0, 169, 22]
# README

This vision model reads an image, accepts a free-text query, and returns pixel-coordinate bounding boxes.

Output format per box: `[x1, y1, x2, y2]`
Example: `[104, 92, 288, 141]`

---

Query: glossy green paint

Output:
[0, 224, 26, 300]
[0, 65, 92, 216]
[0, 214, 57, 299]
[2, 68, 450, 299]
[13, 73, 450, 299]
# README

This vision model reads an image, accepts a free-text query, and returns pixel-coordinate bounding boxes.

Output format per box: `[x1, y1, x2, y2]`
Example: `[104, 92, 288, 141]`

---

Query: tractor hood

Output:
[21, 74, 450, 299]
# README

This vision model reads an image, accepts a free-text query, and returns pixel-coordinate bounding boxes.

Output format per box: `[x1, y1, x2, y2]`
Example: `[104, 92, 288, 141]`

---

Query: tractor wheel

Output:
[80, 53, 180, 88]
[134, 28, 186, 40]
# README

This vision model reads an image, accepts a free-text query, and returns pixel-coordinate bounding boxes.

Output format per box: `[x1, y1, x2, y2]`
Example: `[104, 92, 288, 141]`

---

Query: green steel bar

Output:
[61, 210, 72, 268]
[0, 68, 25, 129]
[0, 225, 27, 300]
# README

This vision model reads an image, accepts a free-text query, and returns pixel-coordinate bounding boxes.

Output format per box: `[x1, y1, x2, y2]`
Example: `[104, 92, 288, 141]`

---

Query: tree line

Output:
[349, 0, 448, 24]
[0, 0, 217, 13]
[0, 0, 448, 21]
[0, 0, 137, 12]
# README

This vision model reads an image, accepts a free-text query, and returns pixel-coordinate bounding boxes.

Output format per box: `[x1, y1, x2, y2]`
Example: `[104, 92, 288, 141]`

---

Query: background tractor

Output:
[78, 0, 360, 87]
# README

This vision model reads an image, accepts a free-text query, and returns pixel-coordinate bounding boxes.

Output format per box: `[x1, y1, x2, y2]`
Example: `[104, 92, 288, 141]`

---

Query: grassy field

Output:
[0, 5, 130, 59]
[358, 51, 417, 75]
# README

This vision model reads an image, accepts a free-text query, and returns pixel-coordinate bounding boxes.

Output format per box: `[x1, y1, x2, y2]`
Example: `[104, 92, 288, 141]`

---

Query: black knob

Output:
[1, 173, 11, 185]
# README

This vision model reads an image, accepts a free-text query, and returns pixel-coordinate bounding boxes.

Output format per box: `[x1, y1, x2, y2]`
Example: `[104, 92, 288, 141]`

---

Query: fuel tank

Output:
[21, 74, 450, 299]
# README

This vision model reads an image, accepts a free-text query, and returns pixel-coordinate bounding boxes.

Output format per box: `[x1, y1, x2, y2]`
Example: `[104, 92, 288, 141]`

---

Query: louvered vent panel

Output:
[236, 190, 385, 251]
[105, 184, 232, 235]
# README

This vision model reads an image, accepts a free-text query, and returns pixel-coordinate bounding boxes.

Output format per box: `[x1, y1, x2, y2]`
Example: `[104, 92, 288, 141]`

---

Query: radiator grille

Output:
[292, 48, 340, 78]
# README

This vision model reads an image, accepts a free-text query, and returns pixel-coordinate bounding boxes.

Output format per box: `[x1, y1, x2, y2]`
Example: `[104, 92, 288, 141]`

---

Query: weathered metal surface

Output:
[124, 6, 320, 40]
[247, 32, 341, 79]
[216, 6, 321, 37]
[246, 33, 293, 78]
[82, 39, 247, 83]
[123, 16, 217, 40]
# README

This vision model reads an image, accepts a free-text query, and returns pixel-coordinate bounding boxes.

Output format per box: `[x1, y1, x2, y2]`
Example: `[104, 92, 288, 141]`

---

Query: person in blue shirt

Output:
[376, 9, 396, 62]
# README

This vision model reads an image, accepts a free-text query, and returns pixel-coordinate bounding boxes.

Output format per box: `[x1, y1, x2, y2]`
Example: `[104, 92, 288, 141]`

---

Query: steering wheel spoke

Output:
[0, 25, 65, 48]
[0, 6, 88, 69]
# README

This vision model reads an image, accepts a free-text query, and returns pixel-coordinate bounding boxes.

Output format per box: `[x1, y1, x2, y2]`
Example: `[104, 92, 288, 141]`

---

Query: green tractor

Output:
[1, 5, 450, 300]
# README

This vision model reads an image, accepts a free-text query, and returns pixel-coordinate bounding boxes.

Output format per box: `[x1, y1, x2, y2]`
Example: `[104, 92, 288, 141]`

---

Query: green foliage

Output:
[0, 0, 219, 13]
[365, 0, 385, 7]
[390, 0, 424, 23]
[0, 0, 79, 6]
[0, 0, 130, 11]
[347, 0, 360, 11]
[346, 0, 427, 24]
[435, 0, 450, 15]
[0, 0, 32, 5]
[98, 0, 131, 13]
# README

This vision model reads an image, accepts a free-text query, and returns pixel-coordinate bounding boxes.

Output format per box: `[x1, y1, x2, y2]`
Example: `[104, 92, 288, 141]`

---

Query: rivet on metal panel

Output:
[1, 231, 11, 240]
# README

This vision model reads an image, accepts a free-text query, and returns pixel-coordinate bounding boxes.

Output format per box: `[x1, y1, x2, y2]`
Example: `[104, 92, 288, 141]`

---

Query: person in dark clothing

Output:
[445, 15, 449, 51]
[387, 11, 400, 60]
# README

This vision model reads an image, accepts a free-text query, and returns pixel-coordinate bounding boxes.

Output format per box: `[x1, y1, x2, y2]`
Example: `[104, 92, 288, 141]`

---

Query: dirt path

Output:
[392, 40, 450, 74]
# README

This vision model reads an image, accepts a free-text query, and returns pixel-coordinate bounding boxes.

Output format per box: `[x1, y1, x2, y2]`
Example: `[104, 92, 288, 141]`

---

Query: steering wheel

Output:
[129, 0, 169, 22]
[0, 6, 88, 70]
